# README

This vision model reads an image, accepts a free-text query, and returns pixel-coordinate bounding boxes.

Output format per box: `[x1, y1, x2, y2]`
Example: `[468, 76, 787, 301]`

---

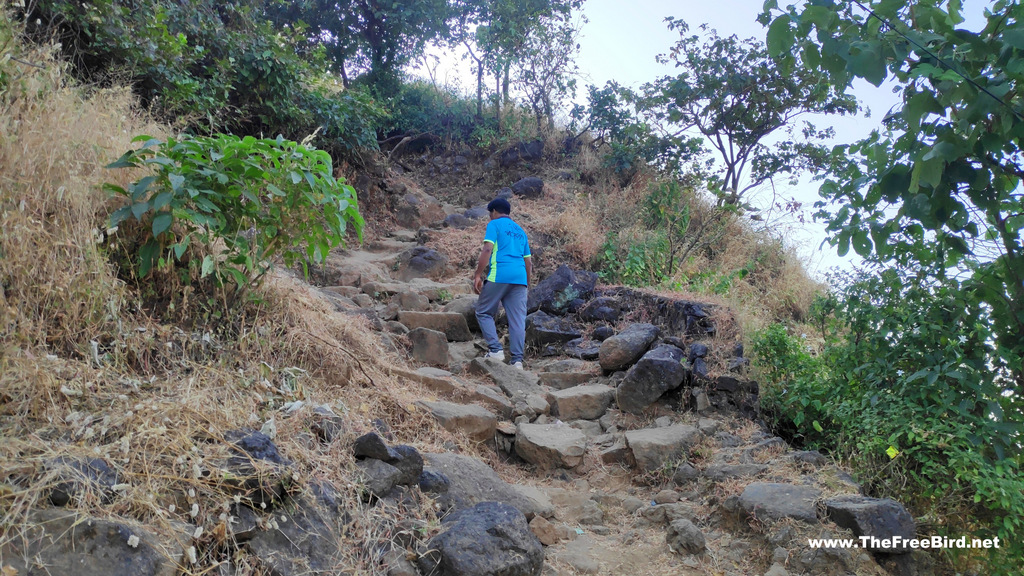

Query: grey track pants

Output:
[475, 282, 528, 363]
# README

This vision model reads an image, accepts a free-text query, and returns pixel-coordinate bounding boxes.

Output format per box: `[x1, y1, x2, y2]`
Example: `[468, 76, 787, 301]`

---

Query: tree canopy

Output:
[762, 0, 1024, 390]
[640, 20, 858, 206]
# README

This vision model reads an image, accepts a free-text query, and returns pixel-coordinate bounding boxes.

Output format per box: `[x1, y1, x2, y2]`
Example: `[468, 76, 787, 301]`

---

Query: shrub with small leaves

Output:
[105, 133, 363, 291]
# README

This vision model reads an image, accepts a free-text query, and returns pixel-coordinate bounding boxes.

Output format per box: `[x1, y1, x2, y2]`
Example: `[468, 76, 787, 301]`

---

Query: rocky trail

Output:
[3, 159, 932, 576]
[285, 170, 931, 576]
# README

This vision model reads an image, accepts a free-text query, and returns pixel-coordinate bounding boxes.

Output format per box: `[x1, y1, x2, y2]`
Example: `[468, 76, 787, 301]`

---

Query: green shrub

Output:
[753, 269, 1023, 573]
[387, 80, 485, 145]
[105, 133, 363, 292]
[30, 0, 385, 158]
[597, 231, 668, 287]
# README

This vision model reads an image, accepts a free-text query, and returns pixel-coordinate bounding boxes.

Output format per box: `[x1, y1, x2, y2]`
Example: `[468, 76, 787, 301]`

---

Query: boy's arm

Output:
[473, 242, 493, 293]
[524, 255, 533, 288]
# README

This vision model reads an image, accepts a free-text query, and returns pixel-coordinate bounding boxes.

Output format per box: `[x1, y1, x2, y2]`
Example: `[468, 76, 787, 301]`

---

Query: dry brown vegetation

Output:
[0, 17, 471, 574]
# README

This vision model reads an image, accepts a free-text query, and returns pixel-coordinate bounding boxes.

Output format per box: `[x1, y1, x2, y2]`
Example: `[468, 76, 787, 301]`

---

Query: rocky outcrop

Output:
[0, 510, 190, 576]
[525, 310, 582, 347]
[527, 265, 598, 315]
[246, 497, 342, 576]
[423, 453, 547, 519]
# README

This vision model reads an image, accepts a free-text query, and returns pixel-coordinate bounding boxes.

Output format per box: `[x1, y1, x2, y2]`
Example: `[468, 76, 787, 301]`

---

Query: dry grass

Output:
[0, 17, 469, 575]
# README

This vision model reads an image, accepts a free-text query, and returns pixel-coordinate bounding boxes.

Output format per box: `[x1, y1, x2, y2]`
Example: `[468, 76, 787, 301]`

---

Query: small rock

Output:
[389, 445, 424, 487]
[356, 459, 403, 498]
[666, 518, 706, 554]
[654, 490, 680, 504]
[530, 515, 561, 546]
[353, 432, 396, 461]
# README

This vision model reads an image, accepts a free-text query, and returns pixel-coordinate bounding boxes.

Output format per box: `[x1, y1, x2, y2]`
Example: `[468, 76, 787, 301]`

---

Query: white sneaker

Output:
[511, 362, 524, 370]
[483, 351, 504, 361]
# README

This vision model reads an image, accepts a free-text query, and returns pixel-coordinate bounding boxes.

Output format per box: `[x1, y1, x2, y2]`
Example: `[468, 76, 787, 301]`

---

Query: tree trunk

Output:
[476, 61, 483, 119]
[495, 72, 503, 132]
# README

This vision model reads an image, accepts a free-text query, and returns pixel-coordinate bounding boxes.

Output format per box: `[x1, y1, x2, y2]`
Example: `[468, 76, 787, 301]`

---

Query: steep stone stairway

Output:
[298, 187, 929, 576]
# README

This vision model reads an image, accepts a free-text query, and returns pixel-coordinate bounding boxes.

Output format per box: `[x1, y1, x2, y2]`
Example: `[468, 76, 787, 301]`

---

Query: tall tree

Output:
[761, 0, 1024, 389]
[264, 0, 454, 95]
[452, 0, 584, 129]
[640, 21, 858, 206]
[511, 13, 585, 132]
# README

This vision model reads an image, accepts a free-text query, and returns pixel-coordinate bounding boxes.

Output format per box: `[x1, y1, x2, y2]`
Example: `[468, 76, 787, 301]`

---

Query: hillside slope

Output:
[0, 19, 942, 576]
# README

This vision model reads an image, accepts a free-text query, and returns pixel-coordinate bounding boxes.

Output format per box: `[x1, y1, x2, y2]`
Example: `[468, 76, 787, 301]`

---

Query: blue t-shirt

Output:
[484, 217, 531, 285]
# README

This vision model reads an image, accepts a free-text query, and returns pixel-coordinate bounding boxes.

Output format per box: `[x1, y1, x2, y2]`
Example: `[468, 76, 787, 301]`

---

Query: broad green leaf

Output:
[201, 255, 215, 278]
[109, 205, 132, 227]
[139, 240, 160, 276]
[766, 16, 794, 57]
[846, 41, 887, 86]
[106, 151, 138, 169]
[151, 191, 173, 211]
[131, 201, 149, 219]
[172, 235, 191, 259]
[852, 230, 873, 257]
[169, 173, 185, 192]
[152, 212, 173, 236]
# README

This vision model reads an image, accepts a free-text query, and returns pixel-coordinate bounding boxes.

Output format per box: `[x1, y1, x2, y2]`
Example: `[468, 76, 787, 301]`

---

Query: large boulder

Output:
[422, 453, 547, 519]
[417, 502, 543, 576]
[578, 297, 622, 323]
[395, 246, 449, 282]
[0, 510, 189, 576]
[395, 188, 446, 229]
[246, 497, 342, 575]
[625, 425, 701, 472]
[738, 483, 822, 524]
[398, 312, 472, 342]
[616, 344, 688, 413]
[525, 310, 582, 347]
[550, 384, 615, 420]
[515, 422, 587, 470]
[527, 265, 598, 315]
[408, 327, 450, 367]
[825, 496, 917, 554]
[511, 177, 544, 199]
[416, 400, 497, 443]
[310, 255, 389, 288]
[599, 323, 660, 371]
[496, 139, 545, 167]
